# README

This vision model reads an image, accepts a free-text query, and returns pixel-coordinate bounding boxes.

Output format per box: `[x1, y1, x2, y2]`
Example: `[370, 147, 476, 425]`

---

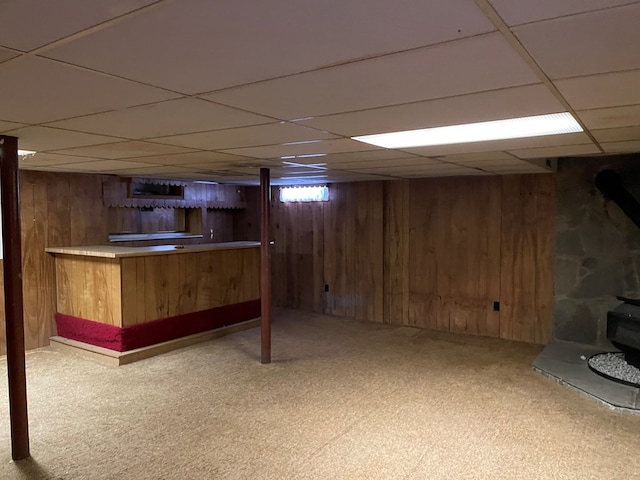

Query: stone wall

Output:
[554, 155, 640, 346]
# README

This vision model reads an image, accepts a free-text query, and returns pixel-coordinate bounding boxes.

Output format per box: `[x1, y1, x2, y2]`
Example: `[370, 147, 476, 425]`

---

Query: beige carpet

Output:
[1, 309, 640, 479]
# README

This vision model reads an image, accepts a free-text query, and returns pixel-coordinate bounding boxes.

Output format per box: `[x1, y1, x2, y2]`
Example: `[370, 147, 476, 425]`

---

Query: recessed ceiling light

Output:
[351, 112, 583, 149]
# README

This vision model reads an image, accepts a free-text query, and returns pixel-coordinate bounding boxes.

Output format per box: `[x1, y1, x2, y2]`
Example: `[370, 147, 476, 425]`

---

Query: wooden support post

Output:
[260, 168, 271, 364]
[0, 136, 30, 460]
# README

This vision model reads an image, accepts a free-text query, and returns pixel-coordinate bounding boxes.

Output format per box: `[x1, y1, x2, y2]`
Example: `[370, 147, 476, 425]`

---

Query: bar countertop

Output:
[45, 241, 260, 259]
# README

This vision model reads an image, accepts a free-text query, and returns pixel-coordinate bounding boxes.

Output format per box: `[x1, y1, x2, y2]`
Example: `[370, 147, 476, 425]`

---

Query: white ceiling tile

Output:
[601, 140, 640, 152]
[300, 84, 564, 136]
[398, 167, 488, 178]
[18, 152, 100, 168]
[513, 4, 640, 79]
[556, 69, 640, 110]
[293, 150, 420, 165]
[399, 133, 593, 157]
[0, 47, 19, 63]
[0, 56, 179, 124]
[152, 122, 338, 150]
[444, 158, 526, 167]
[50, 141, 196, 159]
[46, 98, 274, 139]
[488, 0, 640, 26]
[8, 126, 123, 151]
[128, 151, 255, 166]
[577, 105, 640, 130]
[49, 159, 160, 172]
[592, 126, 640, 142]
[437, 151, 519, 163]
[0, 0, 158, 51]
[203, 33, 540, 120]
[221, 139, 381, 159]
[327, 157, 439, 170]
[107, 165, 204, 176]
[346, 163, 468, 174]
[20, 164, 63, 172]
[508, 144, 601, 159]
[487, 165, 551, 174]
[42, 0, 494, 94]
[0, 120, 27, 133]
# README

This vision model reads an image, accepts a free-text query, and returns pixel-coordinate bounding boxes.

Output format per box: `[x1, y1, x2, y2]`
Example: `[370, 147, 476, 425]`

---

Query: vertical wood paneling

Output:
[20, 174, 54, 350]
[0, 170, 241, 354]
[384, 180, 410, 325]
[323, 183, 356, 318]
[54, 255, 121, 326]
[354, 182, 384, 323]
[271, 194, 325, 312]
[270, 174, 554, 345]
[500, 174, 555, 344]
[407, 178, 440, 330]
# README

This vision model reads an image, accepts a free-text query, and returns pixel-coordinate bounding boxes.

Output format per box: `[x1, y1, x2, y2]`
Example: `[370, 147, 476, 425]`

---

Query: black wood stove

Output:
[607, 296, 640, 368]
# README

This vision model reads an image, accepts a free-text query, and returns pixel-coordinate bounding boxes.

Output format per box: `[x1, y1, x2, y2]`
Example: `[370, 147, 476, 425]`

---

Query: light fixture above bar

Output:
[351, 112, 583, 149]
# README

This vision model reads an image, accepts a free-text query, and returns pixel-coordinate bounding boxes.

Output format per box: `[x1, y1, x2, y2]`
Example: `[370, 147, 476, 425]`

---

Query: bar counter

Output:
[46, 241, 261, 352]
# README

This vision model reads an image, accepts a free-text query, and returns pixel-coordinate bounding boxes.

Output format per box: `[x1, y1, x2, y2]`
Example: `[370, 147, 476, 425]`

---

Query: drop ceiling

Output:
[1, 0, 639, 185]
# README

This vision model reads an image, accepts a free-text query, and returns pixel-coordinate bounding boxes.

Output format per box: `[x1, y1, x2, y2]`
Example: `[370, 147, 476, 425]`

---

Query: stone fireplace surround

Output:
[534, 154, 640, 413]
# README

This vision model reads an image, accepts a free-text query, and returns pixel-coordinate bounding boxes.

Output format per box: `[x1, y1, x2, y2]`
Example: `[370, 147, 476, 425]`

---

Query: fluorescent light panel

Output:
[351, 113, 582, 149]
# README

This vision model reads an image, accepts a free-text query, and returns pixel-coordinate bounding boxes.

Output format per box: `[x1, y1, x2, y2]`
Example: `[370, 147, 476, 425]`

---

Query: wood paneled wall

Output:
[270, 174, 555, 344]
[272, 182, 384, 322]
[0, 171, 242, 356]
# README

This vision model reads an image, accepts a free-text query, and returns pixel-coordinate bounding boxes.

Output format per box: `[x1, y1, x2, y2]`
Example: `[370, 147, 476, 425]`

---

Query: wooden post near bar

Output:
[260, 168, 271, 364]
[0, 135, 30, 460]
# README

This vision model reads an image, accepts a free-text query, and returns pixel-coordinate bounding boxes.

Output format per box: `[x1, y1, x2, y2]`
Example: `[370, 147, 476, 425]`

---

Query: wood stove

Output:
[607, 296, 640, 368]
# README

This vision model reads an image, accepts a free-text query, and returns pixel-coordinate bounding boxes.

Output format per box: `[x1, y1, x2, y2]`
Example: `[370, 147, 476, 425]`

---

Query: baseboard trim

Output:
[50, 318, 261, 366]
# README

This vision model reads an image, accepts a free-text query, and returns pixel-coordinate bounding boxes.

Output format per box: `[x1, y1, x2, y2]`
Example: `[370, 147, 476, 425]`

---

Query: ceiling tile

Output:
[328, 157, 439, 170]
[443, 158, 526, 167]
[486, 165, 551, 174]
[50, 141, 195, 159]
[47, 98, 274, 139]
[221, 139, 381, 159]
[346, 165, 472, 175]
[398, 133, 593, 157]
[513, 4, 640, 79]
[128, 151, 255, 166]
[488, 0, 639, 26]
[8, 126, 123, 151]
[508, 144, 601, 159]
[601, 140, 640, 153]
[0, 56, 179, 124]
[0, 120, 27, 133]
[398, 167, 488, 178]
[203, 33, 540, 120]
[437, 151, 519, 163]
[300, 84, 564, 136]
[577, 105, 640, 130]
[152, 122, 338, 150]
[106, 165, 204, 176]
[49, 159, 160, 172]
[556, 69, 640, 110]
[592, 126, 640, 142]
[0, 47, 19, 63]
[18, 152, 101, 168]
[0, 0, 158, 51]
[292, 150, 420, 165]
[43, 0, 494, 94]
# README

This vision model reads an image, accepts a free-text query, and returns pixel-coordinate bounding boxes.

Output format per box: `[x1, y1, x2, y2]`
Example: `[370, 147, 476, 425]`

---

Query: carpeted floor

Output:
[1, 309, 640, 479]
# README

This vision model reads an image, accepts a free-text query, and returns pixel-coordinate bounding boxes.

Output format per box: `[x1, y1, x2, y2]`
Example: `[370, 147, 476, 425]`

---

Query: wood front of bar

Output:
[46, 242, 260, 353]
